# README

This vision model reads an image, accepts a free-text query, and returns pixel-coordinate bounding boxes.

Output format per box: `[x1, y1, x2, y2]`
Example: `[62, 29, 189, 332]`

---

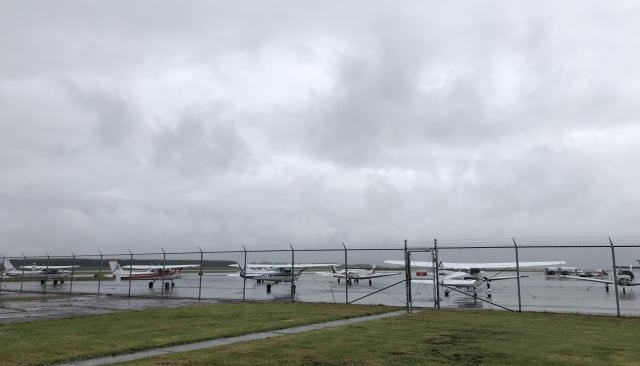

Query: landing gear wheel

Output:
[623, 287, 626, 294]
[444, 290, 450, 297]
[53, 280, 58, 286]
[171, 281, 175, 287]
[605, 284, 609, 292]
[149, 282, 154, 288]
[266, 283, 272, 293]
[40, 280, 45, 285]
[60, 280, 65, 284]
[368, 279, 372, 287]
[164, 282, 170, 289]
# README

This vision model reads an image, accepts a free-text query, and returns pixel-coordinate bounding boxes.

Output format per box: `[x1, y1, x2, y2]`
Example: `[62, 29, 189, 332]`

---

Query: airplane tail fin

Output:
[331, 265, 338, 274]
[371, 264, 377, 274]
[109, 260, 125, 280]
[229, 263, 245, 277]
[3, 258, 16, 273]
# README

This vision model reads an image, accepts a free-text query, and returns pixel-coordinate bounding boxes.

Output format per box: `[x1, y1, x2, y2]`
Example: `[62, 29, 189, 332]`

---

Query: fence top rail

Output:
[437, 244, 640, 249]
[5, 242, 640, 258]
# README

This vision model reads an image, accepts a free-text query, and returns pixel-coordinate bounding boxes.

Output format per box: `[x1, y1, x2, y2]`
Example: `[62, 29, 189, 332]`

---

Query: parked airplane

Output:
[2, 259, 77, 286]
[109, 260, 199, 289]
[564, 265, 638, 294]
[230, 263, 337, 293]
[384, 260, 566, 298]
[316, 265, 402, 286]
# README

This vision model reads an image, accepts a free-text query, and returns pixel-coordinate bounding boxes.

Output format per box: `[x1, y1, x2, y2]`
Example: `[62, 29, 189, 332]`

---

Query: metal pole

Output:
[609, 237, 621, 317]
[431, 250, 437, 309]
[69, 252, 76, 295]
[290, 244, 295, 302]
[44, 253, 50, 296]
[0, 255, 4, 296]
[513, 238, 522, 312]
[97, 252, 103, 298]
[433, 239, 440, 309]
[128, 250, 133, 298]
[20, 253, 25, 294]
[198, 247, 204, 302]
[242, 246, 247, 302]
[343, 243, 348, 304]
[404, 239, 412, 310]
[161, 248, 166, 298]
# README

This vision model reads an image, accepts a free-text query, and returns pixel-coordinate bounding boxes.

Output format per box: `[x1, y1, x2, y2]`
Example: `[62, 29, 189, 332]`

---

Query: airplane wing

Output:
[411, 278, 478, 287]
[384, 260, 565, 271]
[563, 275, 614, 285]
[122, 264, 199, 270]
[445, 261, 565, 270]
[486, 274, 529, 281]
[356, 272, 402, 279]
[314, 272, 344, 278]
[20, 265, 79, 269]
[246, 263, 337, 269]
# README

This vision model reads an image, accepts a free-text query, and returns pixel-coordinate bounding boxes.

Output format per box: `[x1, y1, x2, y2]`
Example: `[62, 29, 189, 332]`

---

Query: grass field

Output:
[0, 302, 394, 366]
[119, 309, 640, 366]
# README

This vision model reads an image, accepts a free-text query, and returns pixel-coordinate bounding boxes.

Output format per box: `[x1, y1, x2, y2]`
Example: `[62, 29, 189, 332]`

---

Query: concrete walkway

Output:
[57, 310, 409, 366]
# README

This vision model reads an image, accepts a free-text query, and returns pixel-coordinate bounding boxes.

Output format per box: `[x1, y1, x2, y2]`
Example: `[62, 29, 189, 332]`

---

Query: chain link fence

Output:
[2, 237, 639, 316]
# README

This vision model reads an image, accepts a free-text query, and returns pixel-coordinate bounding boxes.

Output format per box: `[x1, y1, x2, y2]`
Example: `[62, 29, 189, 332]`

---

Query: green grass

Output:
[119, 309, 640, 366]
[0, 302, 395, 366]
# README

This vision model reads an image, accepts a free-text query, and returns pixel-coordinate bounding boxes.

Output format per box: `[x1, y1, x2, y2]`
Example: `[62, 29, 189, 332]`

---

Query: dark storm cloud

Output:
[1, 1, 640, 255]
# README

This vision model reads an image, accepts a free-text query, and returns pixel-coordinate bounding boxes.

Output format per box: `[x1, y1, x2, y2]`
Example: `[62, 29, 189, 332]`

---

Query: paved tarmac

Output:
[53, 309, 408, 366]
[1, 271, 639, 318]
[0, 295, 219, 323]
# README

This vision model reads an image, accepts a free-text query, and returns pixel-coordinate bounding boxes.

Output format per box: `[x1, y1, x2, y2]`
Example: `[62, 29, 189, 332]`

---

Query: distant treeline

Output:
[3, 258, 236, 268]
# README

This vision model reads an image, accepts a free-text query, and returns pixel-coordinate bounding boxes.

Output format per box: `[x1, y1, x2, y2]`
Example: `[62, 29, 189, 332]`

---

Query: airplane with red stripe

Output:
[109, 260, 199, 289]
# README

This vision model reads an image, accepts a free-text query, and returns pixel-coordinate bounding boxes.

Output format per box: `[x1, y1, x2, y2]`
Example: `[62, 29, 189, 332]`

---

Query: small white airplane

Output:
[230, 263, 337, 293]
[109, 260, 199, 289]
[564, 265, 638, 294]
[316, 265, 402, 286]
[384, 260, 566, 298]
[2, 259, 78, 286]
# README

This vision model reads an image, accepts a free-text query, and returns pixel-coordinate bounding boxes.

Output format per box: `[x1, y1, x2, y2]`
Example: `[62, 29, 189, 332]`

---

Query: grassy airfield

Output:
[119, 309, 640, 366]
[0, 302, 393, 366]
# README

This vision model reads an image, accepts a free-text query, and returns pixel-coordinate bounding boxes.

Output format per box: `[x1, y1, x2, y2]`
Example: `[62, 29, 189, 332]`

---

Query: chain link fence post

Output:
[97, 251, 103, 298]
[433, 239, 440, 309]
[242, 246, 247, 302]
[127, 250, 133, 298]
[343, 243, 348, 304]
[20, 253, 26, 294]
[290, 244, 295, 302]
[512, 238, 522, 312]
[0, 255, 4, 296]
[161, 248, 166, 298]
[609, 237, 621, 317]
[43, 253, 50, 296]
[69, 252, 76, 295]
[404, 239, 412, 311]
[198, 247, 204, 302]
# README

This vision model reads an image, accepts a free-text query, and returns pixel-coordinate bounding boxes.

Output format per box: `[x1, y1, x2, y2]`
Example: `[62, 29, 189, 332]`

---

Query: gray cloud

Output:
[1, 1, 640, 255]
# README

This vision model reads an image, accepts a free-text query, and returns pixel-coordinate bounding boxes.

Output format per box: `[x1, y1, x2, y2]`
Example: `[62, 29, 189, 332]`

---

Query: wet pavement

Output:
[1, 271, 639, 321]
[0, 295, 219, 323]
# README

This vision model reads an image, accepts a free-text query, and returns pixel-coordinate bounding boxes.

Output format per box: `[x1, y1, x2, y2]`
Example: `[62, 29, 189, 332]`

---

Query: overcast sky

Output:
[1, 1, 640, 255]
